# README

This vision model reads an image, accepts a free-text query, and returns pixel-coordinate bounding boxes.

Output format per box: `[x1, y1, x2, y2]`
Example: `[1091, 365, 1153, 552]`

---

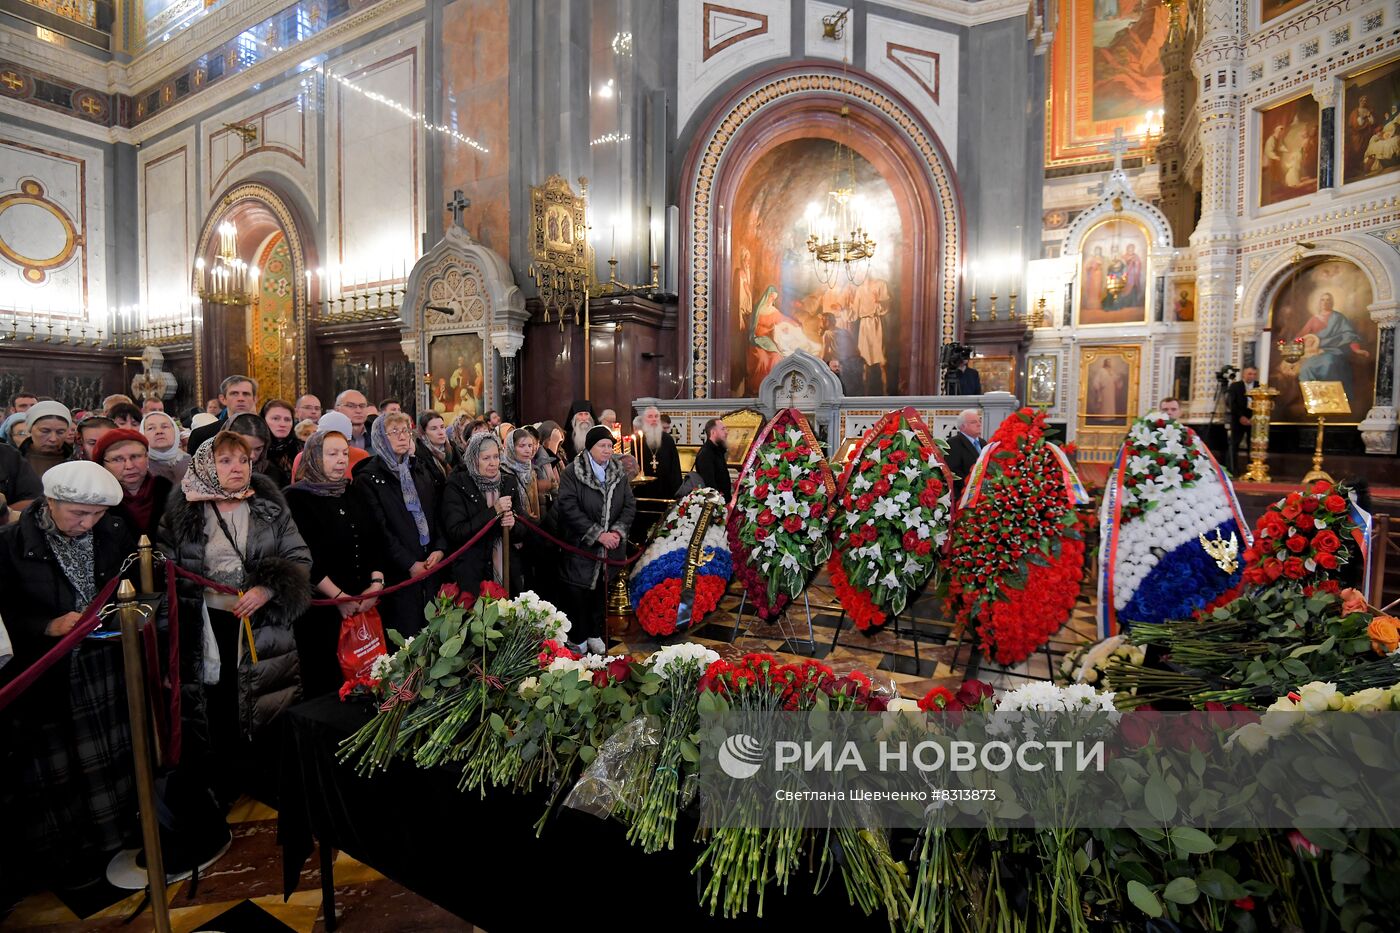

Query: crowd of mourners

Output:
[0, 376, 737, 904]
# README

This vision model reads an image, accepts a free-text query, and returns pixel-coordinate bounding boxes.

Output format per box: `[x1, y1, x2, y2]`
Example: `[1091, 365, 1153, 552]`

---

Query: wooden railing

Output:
[1371, 513, 1398, 611]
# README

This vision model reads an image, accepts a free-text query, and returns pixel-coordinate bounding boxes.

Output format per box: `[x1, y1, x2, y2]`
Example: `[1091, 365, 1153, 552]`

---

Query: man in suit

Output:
[944, 409, 984, 501]
[186, 374, 259, 452]
[955, 359, 982, 395]
[1227, 366, 1258, 471]
[692, 418, 732, 503]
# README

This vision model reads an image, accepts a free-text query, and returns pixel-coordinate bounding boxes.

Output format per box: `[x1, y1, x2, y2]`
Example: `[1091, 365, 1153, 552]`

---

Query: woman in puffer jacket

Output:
[160, 431, 310, 808]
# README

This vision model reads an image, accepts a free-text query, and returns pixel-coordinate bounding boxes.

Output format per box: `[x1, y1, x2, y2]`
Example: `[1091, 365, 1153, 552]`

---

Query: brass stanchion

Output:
[502, 517, 511, 599]
[138, 534, 155, 593]
[116, 580, 171, 933]
[1241, 384, 1279, 483]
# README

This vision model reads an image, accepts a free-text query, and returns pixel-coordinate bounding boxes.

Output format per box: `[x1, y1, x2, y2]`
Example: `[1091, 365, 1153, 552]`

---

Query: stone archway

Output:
[680, 63, 964, 399]
[191, 182, 314, 401]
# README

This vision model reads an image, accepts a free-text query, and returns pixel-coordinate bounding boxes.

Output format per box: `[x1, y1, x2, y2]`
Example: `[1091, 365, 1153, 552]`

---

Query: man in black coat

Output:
[943, 409, 984, 501]
[187, 374, 260, 452]
[1227, 366, 1258, 471]
[692, 418, 732, 503]
[0, 441, 41, 523]
[954, 359, 982, 395]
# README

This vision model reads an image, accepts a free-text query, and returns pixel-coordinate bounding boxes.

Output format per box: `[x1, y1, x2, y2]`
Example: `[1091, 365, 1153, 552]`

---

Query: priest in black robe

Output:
[560, 399, 595, 464]
[634, 405, 682, 499]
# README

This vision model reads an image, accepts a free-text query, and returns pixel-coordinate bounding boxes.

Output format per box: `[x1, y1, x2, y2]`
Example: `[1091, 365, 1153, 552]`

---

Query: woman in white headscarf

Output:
[0, 461, 138, 889]
[142, 410, 191, 484]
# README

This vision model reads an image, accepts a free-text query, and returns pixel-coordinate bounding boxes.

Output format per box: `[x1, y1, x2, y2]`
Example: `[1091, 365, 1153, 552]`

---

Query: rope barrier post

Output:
[137, 535, 155, 594]
[117, 580, 172, 933]
[502, 518, 511, 599]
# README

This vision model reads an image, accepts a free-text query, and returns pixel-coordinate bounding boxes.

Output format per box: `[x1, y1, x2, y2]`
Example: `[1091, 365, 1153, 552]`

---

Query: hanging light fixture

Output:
[195, 220, 258, 305]
[1102, 197, 1127, 303]
[806, 58, 876, 286]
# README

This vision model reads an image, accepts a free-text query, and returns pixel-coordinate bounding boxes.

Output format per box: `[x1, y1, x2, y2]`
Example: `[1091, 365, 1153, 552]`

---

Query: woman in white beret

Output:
[19, 400, 75, 478]
[0, 460, 139, 890]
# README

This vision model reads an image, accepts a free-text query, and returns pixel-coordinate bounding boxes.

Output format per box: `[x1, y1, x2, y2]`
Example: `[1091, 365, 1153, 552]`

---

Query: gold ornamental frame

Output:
[1078, 344, 1141, 428]
[526, 175, 592, 324]
[1074, 214, 1152, 327]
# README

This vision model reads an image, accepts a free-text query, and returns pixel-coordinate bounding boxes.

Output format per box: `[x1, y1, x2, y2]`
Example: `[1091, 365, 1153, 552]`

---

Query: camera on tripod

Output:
[941, 341, 976, 396]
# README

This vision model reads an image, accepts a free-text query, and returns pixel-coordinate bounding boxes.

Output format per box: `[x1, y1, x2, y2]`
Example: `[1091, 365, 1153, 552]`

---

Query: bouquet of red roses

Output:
[1241, 480, 1367, 591]
[727, 409, 837, 619]
[945, 408, 1087, 665]
[827, 408, 955, 631]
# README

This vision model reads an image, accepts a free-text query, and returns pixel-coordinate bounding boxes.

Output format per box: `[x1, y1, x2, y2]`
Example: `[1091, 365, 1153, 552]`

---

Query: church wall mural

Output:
[1342, 56, 1400, 188]
[427, 332, 485, 424]
[1258, 93, 1320, 208]
[1047, 0, 1169, 166]
[1079, 344, 1140, 429]
[250, 232, 298, 404]
[1268, 259, 1377, 426]
[1258, 0, 1309, 27]
[1076, 217, 1150, 326]
[727, 137, 907, 397]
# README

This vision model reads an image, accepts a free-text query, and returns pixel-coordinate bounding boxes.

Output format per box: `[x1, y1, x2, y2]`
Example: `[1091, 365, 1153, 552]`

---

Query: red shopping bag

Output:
[337, 607, 387, 682]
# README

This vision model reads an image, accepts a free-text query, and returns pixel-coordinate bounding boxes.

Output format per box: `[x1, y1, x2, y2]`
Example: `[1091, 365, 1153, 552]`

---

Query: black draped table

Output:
[279, 694, 888, 932]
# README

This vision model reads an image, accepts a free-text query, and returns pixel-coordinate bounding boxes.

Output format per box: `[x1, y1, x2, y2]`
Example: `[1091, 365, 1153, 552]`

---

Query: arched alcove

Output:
[680, 62, 964, 399]
[191, 181, 316, 401]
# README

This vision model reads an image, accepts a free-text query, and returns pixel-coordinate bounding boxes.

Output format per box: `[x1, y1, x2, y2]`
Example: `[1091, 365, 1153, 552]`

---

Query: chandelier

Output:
[806, 105, 876, 286]
[195, 221, 258, 305]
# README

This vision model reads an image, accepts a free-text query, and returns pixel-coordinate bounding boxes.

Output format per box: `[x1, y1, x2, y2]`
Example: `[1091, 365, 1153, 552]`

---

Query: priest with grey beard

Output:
[560, 400, 595, 464]
[635, 405, 682, 498]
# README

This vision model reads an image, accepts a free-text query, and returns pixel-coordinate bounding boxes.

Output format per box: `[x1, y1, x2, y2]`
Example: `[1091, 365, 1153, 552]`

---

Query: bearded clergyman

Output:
[634, 405, 682, 499]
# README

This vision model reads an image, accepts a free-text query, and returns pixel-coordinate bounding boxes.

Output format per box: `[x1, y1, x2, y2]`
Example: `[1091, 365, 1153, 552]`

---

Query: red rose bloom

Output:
[1324, 494, 1347, 513]
[1316, 551, 1338, 570]
[782, 514, 803, 533]
[1282, 557, 1306, 580]
[607, 657, 632, 682]
[902, 530, 919, 550]
[591, 670, 610, 688]
[1261, 557, 1284, 581]
[798, 479, 817, 496]
[1281, 502, 1302, 520]
[1311, 481, 1333, 495]
[856, 494, 874, 511]
[757, 509, 776, 526]
[1285, 534, 1309, 554]
[917, 686, 957, 711]
[778, 478, 794, 492]
[916, 539, 932, 556]
[1313, 529, 1340, 552]
[755, 526, 768, 541]
[1296, 513, 1316, 531]
[754, 483, 770, 499]
[872, 479, 891, 496]
[1300, 497, 1319, 513]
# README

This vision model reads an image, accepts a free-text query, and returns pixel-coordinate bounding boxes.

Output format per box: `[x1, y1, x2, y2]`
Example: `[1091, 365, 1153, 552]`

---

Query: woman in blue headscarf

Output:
[351, 411, 445, 636]
[1, 411, 29, 446]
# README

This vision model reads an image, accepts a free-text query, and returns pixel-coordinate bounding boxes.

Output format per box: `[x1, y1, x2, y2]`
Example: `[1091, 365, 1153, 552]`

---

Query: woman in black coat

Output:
[551, 426, 635, 654]
[160, 432, 310, 809]
[0, 462, 137, 888]
[441, 432, 522, 597]
[285, 429, 386, 697]
[352, 412, 445, 637]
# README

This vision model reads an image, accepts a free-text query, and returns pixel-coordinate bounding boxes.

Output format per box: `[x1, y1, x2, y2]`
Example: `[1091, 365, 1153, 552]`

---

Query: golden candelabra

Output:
[195, 222, 258, 305]
[1241, 383, 1279, 483]
[4, 316, 106, 347]
[988, 293, 999, 322]
[968, 292, 979, 323]
[317, 280, 406, 324]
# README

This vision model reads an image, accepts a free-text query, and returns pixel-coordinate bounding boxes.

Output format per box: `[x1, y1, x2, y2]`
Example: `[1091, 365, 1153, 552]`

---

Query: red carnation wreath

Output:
[827, 408, 956, 631]
[945, 408, 1087, 664]
[727, 408, 838, 620]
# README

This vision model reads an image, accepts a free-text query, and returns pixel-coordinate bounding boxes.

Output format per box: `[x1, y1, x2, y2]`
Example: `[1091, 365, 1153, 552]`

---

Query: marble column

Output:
[1314, 80, 1337, 190]
[1359, 304, 1398, 454]
[1187, 0, 1244, 418]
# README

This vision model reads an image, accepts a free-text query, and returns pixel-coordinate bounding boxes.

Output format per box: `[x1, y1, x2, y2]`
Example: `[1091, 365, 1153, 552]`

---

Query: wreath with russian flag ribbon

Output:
[727, 408, 838, 620]
[629, 487, 733, 636]
[945, 408, 1088, 665]
[1241, 480, 1371, 595]
[826, 408, 956, 632]
[1097, 412, 1252, 638]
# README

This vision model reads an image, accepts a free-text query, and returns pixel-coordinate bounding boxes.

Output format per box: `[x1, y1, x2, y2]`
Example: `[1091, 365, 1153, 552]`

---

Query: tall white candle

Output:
[1258, 334, 1271, 385]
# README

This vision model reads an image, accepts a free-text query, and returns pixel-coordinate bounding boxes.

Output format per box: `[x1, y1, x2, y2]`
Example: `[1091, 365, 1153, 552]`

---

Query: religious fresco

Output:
[1079, 345, 1140, 428]
[427, 332, 485, 424]
[1259, 94, 1320, 208]
[250, 232, 298, 404]
[1169, 280, 1196, 323]
[727, 137, 907, 397]
[1076, 217, 1150, 326]
[1342, 57, 1400, 187]
[1048, 0, 1169, 165]
[1259, 0, 1309, 25]
[1269, 259, 1377, 425]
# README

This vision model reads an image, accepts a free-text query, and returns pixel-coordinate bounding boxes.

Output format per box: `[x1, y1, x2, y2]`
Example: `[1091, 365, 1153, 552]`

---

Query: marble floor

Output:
[3, 575, 1100, 932]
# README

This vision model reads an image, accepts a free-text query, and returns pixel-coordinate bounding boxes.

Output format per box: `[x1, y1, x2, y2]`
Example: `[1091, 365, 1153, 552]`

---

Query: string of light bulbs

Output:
[315, 64, 489, 152]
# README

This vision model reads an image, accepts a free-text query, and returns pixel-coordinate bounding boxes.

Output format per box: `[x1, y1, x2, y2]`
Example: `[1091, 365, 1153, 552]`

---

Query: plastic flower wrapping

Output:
[726, 408, 837, 620]
[1097, 412, 1252, 638]
[629, 488, 733, 636]
[945, 408, 1089, 665]
[826, 407, 955, 631]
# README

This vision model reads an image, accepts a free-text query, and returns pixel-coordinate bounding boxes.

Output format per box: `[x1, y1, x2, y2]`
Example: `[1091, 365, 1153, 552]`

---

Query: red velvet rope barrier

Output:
[0, 500, 652, 714]
[0, 574, 123, 713]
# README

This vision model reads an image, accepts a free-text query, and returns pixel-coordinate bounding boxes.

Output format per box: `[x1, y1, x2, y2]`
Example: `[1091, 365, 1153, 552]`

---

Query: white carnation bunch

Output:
[646, 642, 721, 680]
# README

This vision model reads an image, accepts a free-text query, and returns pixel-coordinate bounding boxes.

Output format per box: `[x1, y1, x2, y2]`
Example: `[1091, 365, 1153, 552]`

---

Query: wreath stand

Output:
[728, 588, 818, 654]
[826, 607, 938, 676]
